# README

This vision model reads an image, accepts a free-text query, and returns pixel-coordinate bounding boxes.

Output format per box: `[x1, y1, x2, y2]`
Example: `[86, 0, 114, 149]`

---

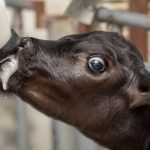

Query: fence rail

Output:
[96, 7, 150, 30]
[5, 0, 32, 9]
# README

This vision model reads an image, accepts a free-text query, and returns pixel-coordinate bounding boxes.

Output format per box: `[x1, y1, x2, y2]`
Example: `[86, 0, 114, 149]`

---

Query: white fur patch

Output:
[0, 55, 18, 90]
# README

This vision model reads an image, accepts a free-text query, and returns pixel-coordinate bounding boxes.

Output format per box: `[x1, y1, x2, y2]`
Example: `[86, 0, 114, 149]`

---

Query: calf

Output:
[2, 31, 150, 150]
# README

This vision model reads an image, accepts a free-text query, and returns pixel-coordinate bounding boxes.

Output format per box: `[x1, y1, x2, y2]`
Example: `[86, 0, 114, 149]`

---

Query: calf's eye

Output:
[88, 57, 105, 73]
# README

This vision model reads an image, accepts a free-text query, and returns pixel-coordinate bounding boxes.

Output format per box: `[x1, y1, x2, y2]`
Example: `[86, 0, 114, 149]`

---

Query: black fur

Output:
[4, 31, 150, 150]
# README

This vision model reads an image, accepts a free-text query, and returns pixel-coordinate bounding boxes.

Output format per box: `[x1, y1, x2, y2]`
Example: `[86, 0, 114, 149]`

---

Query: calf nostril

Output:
[24, 40, 31, 49]
[20, 38, 27, 47]
[20, 38, 31, 48]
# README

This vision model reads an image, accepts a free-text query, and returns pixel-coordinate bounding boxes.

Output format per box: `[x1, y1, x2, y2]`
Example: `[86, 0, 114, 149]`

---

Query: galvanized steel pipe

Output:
[5, 0, 32, 9]
[96, 7, 150, 30]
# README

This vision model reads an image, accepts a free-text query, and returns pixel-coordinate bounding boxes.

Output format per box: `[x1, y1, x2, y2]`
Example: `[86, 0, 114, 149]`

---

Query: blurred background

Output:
[0, 0, 150, 150]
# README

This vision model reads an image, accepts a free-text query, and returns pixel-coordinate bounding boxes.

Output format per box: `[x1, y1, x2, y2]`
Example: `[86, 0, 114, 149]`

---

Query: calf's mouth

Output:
[0, 38, 31, 90]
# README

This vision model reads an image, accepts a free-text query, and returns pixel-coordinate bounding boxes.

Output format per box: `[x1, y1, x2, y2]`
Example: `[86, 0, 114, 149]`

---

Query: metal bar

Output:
[75, 131, 105, 150]
[5, 0, 32, 9]
[96, 7, 150, 30]
[11, 6, 28, 150]
[15, 98, 28, 150]
[52, 120, 76, 150]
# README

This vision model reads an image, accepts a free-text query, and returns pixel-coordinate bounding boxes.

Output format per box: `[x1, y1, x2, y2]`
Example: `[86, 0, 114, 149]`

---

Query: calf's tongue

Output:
[0, 55, 19, 90]
[0, 31, 21, 90]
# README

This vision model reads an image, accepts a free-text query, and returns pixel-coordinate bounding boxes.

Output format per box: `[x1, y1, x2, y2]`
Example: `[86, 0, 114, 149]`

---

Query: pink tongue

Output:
[0, 55, 18, 90]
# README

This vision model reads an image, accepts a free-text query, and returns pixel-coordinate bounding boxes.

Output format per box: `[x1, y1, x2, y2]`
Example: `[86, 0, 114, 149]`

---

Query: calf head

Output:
[3, 31, 150, 150]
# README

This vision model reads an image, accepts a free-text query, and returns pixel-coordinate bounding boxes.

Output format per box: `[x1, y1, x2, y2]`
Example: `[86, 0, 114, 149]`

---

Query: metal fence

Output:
[96, 7, 150, 30]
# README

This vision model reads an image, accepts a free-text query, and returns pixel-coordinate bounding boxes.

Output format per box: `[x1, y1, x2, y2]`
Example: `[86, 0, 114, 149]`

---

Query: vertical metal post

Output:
[11, 7, 28, 150]
[52, 120, 76, 150]
[74, 130, 106, 150]
[12, 8, 23, 35]
[15, 97, 28, 150]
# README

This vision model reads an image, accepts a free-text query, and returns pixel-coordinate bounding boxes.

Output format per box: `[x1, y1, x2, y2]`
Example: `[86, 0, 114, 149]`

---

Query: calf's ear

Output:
[129, 93, 150, 109]
[128, 75, 150, 109]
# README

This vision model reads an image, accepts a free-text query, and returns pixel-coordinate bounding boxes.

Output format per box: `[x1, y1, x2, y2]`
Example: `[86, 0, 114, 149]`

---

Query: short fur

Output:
[3, 31, 150, 150]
